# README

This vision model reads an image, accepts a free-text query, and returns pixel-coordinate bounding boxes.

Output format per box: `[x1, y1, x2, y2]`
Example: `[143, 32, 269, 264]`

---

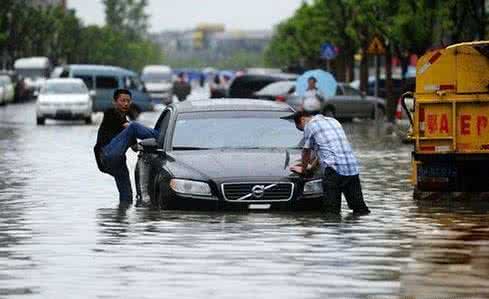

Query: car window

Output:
[343, 86, 361, 96]
[74, 75, 94, 89]
[40, 82, 88, 94]
[156, 110, 172, 146]
[257, 81, 294, 95]
[96, 76, 118, 89]
[172, 111, 302, 149]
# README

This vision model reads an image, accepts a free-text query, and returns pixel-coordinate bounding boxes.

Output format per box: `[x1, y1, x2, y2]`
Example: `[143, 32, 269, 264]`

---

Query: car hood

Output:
[38, 94, 90, 103]
[166, 148, 308, 181]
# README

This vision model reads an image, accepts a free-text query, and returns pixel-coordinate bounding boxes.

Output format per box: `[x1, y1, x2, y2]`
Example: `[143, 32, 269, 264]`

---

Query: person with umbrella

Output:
[296, 70, 337, 114]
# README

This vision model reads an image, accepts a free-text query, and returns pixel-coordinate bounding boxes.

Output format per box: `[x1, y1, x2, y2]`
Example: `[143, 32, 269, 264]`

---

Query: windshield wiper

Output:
[172, 146, 210, 150]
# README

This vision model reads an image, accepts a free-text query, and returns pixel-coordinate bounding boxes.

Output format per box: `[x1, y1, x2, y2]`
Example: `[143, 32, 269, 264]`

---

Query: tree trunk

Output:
[385, 44, 395, 122]
[360, 43, 369, 93]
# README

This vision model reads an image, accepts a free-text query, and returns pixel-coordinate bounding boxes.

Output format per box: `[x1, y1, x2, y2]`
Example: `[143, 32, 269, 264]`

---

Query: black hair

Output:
[113, 88, 132, 101]
[308, 77, 317, 83]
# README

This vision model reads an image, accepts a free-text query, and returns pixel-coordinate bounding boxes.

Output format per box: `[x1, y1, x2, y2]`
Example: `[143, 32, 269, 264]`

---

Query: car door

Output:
[136, 108, 173, 204]
[326, 85, 351, 117]
[342, 85, 372, 117]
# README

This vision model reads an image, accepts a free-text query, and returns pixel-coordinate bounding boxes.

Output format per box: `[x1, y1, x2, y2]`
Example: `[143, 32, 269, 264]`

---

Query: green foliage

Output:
[265, 0, 487, 67]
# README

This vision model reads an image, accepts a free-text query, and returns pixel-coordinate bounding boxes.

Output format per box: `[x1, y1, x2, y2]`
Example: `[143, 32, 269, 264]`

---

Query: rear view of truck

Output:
[404, 41, 489, 193]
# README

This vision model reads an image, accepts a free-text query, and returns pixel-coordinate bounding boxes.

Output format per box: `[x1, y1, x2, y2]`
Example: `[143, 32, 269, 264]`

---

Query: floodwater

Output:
[1, 100, 489, 299]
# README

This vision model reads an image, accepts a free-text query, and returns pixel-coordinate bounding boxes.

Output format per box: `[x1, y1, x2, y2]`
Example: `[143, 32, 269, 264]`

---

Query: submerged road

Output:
[1, 97, 489, 298]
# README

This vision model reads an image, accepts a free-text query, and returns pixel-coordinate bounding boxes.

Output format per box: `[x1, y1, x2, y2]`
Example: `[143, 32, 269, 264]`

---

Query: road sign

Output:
[367, 36, 386, 55]
[320, 43, 338, 60]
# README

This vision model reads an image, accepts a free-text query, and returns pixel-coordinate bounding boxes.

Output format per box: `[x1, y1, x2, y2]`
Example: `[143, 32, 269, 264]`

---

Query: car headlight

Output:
[170, 179, 212, 196]
[303, 179, 323, 195]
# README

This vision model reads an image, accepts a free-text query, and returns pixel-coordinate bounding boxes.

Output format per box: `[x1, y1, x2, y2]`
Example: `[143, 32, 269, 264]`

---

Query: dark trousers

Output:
[101, 122, 159, 202]
[322, 167, 370, 214]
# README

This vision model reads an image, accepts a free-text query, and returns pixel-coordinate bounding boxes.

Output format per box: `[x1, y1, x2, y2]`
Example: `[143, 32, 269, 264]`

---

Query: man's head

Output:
[307, 77, 317, 90]
[113, 89, 132, 113]
[283, 110, 315, 131]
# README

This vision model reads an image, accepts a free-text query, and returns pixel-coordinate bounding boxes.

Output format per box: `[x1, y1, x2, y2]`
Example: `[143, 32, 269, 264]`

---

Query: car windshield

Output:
[141, 72, 171, 83]
[172, 111, 303, 150]
[257, 81, 294, 95]
[41, 82, 88, 94]
[16, 68, 46, 79]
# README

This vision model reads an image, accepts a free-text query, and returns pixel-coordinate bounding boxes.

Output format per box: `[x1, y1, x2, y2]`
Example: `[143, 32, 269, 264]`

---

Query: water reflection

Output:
[0, 126, 38, 296]
[401, 200, 489, 298]
[2, 102, 489, 298]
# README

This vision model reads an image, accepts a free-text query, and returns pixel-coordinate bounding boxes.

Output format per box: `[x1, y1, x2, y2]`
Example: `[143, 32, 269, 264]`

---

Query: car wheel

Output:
[156, 183, 175, 210]
[36, 117, 45, 125]
[84, 116, 92, 124]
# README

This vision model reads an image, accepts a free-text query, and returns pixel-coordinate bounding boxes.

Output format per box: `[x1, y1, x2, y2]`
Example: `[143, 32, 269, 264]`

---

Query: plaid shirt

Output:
[303, 115, 359, 176]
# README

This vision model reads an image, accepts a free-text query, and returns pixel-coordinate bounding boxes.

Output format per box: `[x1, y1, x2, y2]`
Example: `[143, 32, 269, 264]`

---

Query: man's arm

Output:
[302, 148, 312, 169]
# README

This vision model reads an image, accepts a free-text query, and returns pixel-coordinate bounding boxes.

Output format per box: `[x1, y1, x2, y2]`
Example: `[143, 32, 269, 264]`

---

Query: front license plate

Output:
[248, 204, 271, 210]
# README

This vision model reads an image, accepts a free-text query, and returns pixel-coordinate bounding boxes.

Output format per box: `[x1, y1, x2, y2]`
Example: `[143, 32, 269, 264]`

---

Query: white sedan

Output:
[36, 78, 93, 125]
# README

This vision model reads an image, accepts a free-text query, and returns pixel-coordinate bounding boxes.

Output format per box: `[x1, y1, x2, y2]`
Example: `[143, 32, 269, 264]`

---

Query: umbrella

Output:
[295, 69, 337, 97]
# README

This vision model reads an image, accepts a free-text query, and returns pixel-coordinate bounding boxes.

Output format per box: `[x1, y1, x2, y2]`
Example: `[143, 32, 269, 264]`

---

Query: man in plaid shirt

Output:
[288, 110, 370, 215]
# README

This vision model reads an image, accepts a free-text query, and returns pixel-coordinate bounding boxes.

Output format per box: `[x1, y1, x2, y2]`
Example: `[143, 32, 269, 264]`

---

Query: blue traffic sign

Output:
[320, 43, 338, 60]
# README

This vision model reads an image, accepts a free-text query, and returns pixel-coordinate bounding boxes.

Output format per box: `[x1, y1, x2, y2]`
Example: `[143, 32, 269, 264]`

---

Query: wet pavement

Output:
[1, 99, 489, 299]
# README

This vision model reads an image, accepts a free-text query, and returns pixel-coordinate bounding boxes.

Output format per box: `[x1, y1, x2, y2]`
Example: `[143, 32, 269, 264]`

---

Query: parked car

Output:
[134, 99, 324, 210]
[58, 65, 153, 115]
[394, 77, 416, 142]
[253, 81, 296, 102]
[228, 73, 298, 98]
[0, 75, 15, 105]
[141, 65, 173, 104]
[286, 83, 386, 120]
[36, 78, 93, 125]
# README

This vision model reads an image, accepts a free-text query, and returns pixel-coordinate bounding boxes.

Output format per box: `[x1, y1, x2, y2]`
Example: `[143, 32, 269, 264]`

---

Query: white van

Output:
[14, 57, 51, 95]
[141, 65, 173, 104]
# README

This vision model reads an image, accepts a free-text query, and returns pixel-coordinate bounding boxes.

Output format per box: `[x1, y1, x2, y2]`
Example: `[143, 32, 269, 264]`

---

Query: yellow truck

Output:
[401, 41, 489, 193]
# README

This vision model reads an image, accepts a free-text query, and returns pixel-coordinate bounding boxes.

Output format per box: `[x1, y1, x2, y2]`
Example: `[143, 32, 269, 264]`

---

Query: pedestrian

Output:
[304, 76, 325, 102]
[287, 110, 370, 215]
[172, 72, 191, 102]
[93, 89, 159, 203]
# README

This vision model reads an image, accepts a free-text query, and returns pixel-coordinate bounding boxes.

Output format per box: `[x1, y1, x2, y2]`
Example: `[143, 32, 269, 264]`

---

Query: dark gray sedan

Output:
[270, 83, 386, 120]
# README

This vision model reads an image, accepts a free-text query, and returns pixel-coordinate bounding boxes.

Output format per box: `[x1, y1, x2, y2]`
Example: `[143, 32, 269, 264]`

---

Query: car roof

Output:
[171, 99, 294, 113]
[45, 78, 84, 84]
[65, 64, 136, 76]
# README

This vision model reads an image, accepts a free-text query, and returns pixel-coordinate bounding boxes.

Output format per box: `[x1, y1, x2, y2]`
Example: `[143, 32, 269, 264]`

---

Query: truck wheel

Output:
[36, 117, 45, 125]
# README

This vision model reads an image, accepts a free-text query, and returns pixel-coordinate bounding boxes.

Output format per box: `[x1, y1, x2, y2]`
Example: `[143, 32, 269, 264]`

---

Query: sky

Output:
[67, 0, 305, 32]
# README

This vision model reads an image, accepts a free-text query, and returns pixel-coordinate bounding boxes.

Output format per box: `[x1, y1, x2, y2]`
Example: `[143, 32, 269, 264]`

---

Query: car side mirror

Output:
[89, 90, 96, 98]
[139, 138, 164, 154]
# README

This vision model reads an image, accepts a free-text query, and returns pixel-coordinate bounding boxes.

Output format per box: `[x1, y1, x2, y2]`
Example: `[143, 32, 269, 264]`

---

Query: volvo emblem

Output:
[251, 185, 265, 198]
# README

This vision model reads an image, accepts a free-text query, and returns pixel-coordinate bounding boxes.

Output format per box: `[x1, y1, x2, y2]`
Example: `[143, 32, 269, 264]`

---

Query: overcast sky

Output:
[67, 0, 305, 32]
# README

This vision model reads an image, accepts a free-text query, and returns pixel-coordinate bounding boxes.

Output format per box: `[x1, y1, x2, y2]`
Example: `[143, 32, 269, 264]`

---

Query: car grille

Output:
[221, 182, 294, 202]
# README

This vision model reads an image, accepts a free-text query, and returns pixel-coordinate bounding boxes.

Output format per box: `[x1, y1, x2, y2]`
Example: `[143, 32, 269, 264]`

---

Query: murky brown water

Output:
[1, 101, 489, 298]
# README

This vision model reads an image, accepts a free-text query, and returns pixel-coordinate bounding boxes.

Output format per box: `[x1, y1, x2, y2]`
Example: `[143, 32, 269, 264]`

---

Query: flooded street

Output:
[1, 101, 489, 299]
